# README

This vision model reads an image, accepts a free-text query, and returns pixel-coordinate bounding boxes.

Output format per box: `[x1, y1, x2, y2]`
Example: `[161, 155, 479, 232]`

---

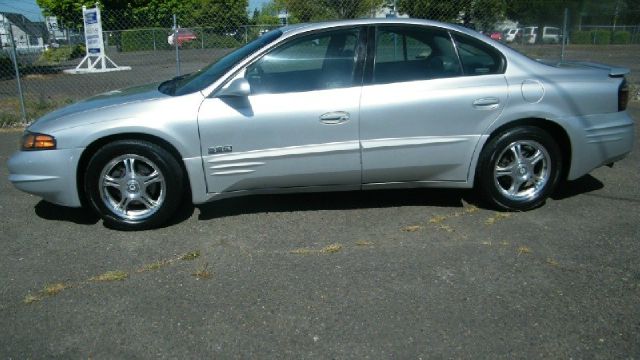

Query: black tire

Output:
[476, 126, 562, 211]
[84, 140, 183, 230]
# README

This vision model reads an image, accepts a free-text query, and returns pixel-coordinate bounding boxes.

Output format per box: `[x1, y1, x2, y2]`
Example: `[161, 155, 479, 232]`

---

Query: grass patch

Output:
[192, 263, 213, 280]
[43, 282, 69, 296]
[289, 247, 314, 255]
[516, 246, 532, 256]
[464, 205, 479, 214]
[23, 282, 70, 304]
[321, 243, 342, 253]
[355, 240, 374, 246]
[180, 251, 201, 261]
[138, 259, 170, 272]
[90, 270, 128, 282]
[23, 293, 43, 304]
[428, 215, 447, 224]
[485, 212, 511, 225]
[546, 258, 560, 267]
[401, 225, 423, 232]
[0, 97, 75, 127]
[290, 243, 343, 255]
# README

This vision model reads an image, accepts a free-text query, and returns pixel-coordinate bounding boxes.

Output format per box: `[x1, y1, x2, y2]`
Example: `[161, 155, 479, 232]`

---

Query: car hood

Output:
[28, 82, 167, 132]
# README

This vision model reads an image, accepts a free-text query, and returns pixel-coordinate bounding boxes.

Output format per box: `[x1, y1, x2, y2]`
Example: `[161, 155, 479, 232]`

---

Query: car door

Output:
[360, 25, 508, 184]
[197, 27, 364, 194]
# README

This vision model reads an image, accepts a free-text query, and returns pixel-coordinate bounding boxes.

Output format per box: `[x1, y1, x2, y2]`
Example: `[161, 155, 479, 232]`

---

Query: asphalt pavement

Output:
[0, 104, 639, 358]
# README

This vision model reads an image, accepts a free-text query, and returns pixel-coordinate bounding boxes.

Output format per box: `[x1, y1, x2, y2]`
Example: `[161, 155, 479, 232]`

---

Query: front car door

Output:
[197, 27, 365, 195]
[359, 25, 509, 185]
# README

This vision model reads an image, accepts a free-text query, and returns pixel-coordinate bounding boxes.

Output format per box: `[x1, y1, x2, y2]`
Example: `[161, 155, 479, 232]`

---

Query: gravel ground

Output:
[0, 102, 638, 358]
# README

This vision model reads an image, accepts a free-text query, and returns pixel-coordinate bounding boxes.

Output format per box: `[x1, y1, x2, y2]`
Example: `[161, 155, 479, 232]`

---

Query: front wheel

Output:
[84, 140, 183, 230]
[476, 126, 562, 211]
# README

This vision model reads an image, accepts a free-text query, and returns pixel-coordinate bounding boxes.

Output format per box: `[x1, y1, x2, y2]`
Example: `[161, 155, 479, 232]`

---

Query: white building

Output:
[0, 12, 46, 50]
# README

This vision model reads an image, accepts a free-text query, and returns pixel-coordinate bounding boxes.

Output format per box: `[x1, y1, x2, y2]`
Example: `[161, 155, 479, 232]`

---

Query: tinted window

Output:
[246, 28, 360, 94]
[373, 26, 461, 84]
[452, 34, 505, 75]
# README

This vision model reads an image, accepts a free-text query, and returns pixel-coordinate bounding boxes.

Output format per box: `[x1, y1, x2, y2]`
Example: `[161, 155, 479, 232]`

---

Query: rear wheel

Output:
[477, 126, 562, 211]
[84, 140, 183, 230]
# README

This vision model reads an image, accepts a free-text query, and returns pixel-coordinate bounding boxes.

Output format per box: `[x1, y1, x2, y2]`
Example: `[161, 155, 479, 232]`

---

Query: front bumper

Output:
[567, 110, 635, 180]
[7, 148, 84, 207]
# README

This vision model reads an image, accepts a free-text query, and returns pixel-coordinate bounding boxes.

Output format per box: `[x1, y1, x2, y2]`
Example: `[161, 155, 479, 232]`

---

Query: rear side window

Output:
[373, 26, 461, 84]
[452, 34, 505, 76]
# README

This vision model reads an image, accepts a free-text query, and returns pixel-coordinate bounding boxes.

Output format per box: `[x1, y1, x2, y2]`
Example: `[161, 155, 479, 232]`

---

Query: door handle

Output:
[319, 111, 350, 125]
[472, 97, 500, 110]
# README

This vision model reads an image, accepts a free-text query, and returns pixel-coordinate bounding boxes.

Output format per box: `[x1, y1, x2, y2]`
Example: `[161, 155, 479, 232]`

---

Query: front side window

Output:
[159, 30, 282, 96]
[246, 28, 360, 95]
[373, 26, 461, 84]
[452, 34, 505, 76]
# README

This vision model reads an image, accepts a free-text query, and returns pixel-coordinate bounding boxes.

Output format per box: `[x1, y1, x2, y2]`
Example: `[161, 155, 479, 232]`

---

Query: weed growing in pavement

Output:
[290, 243, 343, 255]
[401, 225, 423, 232]
[517, 246, 532, 256]
[192, 263, 213, 279]
[355, 240, 374, 246]
[90, 270, 129, 282]
[181, 251, 201, 261]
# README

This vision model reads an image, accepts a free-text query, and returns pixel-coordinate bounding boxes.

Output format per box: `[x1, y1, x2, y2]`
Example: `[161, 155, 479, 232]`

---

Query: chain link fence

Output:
[1, 0, 639, 127]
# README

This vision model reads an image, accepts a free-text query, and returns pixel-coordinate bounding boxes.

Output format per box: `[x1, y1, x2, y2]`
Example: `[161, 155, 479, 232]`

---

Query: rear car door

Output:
[359, 25, 509, 184]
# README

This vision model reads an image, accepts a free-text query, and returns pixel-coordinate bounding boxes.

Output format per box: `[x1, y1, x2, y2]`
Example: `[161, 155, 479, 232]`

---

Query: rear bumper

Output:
[7, 148, 84, 207]
[567, 111, 635, 180]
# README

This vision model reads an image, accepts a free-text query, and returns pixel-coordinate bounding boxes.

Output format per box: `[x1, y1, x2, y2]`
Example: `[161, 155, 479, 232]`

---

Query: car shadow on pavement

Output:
[34, 201, 100, 225]
[552, 174, 604, 200]
[197, 188, 477, 220]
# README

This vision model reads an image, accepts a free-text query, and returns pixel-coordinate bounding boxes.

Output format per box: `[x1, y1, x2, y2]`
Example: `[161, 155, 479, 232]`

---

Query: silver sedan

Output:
[8, 19, 635, 230]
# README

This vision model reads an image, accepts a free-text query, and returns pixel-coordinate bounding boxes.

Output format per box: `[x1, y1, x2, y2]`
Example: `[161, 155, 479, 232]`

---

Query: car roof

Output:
[279, 18, 479, 38]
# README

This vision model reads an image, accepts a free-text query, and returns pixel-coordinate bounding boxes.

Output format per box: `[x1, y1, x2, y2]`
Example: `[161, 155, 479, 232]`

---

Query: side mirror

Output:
[216, 78, 251, 97]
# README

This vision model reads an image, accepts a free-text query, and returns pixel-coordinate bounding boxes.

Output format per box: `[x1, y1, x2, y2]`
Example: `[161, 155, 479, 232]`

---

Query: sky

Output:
[0, 0, 44, 21]
[0, 0, 271, 22]
[249, 0, 270, 13]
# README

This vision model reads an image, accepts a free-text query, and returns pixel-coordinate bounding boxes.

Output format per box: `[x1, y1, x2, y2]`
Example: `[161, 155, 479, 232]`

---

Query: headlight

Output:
[21, 131, 56, 151]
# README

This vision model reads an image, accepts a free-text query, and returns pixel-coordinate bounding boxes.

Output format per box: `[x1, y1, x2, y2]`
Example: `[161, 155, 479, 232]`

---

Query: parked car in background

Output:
[541, 26, 561, 43]
[167, 28, 197, 46]
[490, 31, 503, 41]
[8, 19, 634, 230]
[523, 26, 561, 44]
[523, 26, 537, 44]
[503, 28, 522, 43]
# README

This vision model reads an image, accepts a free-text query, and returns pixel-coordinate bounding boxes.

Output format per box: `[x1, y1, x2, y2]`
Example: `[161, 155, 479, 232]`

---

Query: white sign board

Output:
[65, 4, 130, 74]
[83, 6, 103, 56]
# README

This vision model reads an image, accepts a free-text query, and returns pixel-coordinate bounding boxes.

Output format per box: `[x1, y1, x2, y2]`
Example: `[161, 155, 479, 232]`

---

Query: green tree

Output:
[191, 0, 248, 31]
[284, 0, 382, 22]
[471, 0, 506, 30]
[506, 0, 581, 42]
[397, 0, 464, 21]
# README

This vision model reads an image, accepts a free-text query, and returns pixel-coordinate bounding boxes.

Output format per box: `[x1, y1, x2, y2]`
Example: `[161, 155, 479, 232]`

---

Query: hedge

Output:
[121, 29, 172, 52]
[571, 31, 591, 44]
[592, 30, 611, 45]
[612, 31, 631, 44]
[37, 44, 85, 64]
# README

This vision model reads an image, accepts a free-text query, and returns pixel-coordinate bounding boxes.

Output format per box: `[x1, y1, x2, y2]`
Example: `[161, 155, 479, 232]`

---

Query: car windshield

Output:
[159, 30, 283, 96]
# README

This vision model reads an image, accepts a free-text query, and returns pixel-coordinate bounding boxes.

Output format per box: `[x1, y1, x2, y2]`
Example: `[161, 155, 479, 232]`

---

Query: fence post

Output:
[6, 20, 28, 123]
[201, 27, 204, 49]
[173, 14, 180, 76]
[561, 8, 568, 61]
[152, 29, 156, 51]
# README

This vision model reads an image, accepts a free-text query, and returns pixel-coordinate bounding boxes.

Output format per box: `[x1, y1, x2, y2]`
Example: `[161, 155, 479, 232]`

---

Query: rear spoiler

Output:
[563, 61, 630, 77]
